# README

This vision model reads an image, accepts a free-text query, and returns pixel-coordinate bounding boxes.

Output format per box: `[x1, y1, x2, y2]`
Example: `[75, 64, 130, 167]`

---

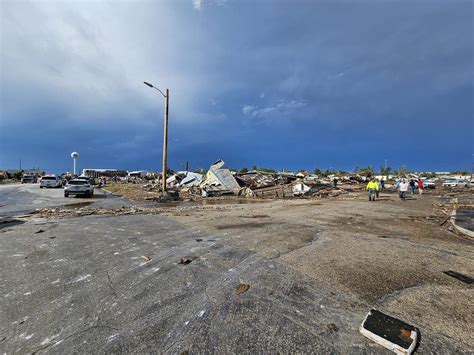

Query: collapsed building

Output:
[161, 159, 364, 199]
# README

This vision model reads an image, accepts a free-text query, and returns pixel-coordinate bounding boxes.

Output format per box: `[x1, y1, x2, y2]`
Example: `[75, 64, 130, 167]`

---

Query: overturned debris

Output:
[360, 309, 419, 354]
[200, 160, 241, 196]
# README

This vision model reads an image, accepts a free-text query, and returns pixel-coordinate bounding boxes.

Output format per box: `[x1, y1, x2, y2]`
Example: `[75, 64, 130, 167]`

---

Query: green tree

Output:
[396, 166, 409, 176]
[314, 168, 322, 175]
[12, 170, 24, 180]
[256, 167, 276, 173]
[380, 165, 392, 176]
[239, 167, 248, 173]
[357, 165, 374, 176]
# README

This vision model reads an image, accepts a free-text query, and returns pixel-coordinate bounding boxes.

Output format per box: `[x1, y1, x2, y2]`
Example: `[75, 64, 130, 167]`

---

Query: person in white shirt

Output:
[398, 178, 409, 200]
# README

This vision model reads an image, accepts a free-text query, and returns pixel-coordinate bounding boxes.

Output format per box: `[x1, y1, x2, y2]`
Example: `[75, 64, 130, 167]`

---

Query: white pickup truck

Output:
[64, 179, 94, 197]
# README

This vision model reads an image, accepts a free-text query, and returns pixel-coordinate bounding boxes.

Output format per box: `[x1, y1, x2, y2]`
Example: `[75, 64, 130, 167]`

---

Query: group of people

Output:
[396, 178, 423, 200]
[366, 177, 423, 202]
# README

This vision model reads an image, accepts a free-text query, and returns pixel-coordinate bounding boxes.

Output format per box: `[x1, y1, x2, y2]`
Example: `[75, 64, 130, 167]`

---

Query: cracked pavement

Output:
[0, 184, 472, 353]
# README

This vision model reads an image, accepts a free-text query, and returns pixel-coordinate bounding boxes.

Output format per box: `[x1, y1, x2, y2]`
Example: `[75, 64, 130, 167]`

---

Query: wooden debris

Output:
[235, 283, 250, 295]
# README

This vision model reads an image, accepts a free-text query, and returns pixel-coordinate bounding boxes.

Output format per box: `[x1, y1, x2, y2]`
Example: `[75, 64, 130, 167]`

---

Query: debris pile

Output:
[32, 206, 149, 218]
[31, 204, 238, 219]
[103, 159, 369, 201]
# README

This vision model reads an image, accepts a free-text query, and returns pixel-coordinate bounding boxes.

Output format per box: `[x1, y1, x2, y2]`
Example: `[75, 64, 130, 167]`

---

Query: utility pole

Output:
[162, 89, 169, 194]
[144, 82, 169, 196]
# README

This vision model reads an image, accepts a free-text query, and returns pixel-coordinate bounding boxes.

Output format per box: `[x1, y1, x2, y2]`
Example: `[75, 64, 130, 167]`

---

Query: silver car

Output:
[40, 175, 62, 188]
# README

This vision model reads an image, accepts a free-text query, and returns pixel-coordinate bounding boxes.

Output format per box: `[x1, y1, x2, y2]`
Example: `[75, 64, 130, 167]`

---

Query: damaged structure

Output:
[105, 159, 375, 201]
[200, 160, 241, 196]
[162, 159, 360, 199]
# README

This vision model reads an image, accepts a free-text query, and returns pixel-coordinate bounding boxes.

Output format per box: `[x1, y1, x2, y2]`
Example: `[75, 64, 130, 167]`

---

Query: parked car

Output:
[40, 175, 62, 188]
[421, 179, 436, 189]
[442, 179, 469, 188]
[64, 179, 94, 197]
[21, 174, 37, 183]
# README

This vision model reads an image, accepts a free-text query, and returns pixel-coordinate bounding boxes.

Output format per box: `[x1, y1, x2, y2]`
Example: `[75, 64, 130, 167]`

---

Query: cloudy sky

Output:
[1, 0, 472, 173]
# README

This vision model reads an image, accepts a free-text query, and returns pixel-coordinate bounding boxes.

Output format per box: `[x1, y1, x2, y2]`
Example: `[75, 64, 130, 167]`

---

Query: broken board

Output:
[360, 309, 419, 354]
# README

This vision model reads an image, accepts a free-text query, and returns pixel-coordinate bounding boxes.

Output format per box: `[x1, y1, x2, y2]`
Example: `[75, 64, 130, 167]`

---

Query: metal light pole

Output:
[144, 82, 169, 194]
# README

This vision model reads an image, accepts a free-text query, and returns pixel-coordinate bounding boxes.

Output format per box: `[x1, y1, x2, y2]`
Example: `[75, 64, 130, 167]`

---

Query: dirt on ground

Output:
[157, 188, 473, 348]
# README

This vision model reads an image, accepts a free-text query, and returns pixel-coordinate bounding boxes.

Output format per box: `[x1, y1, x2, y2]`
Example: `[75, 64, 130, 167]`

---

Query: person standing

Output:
[409, 179, 416, 194]
[398, 178, 409, 200]
[366, 177, 379, 202]
[380, 177, 385, 191]
[376, 179, 381, 198]
[417, 179, 424, 195]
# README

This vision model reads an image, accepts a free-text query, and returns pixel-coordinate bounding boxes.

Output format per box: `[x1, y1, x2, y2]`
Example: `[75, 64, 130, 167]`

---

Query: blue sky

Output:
[1, 0, 473, 173]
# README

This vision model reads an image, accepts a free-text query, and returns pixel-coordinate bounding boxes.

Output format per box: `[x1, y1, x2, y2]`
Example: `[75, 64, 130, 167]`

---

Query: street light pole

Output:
[162, 89, 169, 194]
[144, 82, 169, 195]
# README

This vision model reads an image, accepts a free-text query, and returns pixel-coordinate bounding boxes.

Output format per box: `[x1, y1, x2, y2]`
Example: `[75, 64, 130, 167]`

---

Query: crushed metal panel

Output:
[180, 172, 203, 187]
[292, 183, 311, 196]
[210, 159, 225, 171]
[211, 168, 241, 192]
[200, 160, 240, 194]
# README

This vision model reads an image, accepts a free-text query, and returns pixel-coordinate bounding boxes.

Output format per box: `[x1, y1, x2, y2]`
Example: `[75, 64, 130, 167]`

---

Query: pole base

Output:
[159, 191, 180, 202]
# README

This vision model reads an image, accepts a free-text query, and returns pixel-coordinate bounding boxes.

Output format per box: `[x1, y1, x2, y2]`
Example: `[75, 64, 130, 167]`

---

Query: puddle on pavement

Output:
[454, 208, 473, 231]
[63, 202, 94, 209]
[0, 218, 25, 229]
[215, 221, 273, 230]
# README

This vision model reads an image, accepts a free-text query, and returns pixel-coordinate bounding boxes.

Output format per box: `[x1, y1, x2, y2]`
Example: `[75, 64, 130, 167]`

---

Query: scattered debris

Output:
[235, 283, 250, 295]
[49, 236, 56, 239]
[179, 257, 192, 265]
[141, 255, 151, 262]
[439, 215, 451, 226]
[34, 230, 45, 234]
[292, 183, 311, 196]
[360, 309, 419, 354]
[195, 238, 203, 242]
[327, 323, 339, 333]
[443, 270, 473, 284]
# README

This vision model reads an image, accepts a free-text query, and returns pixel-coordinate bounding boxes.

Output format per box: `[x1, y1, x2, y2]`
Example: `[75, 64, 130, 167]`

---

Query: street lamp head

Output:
[71, 152, 79, 159]
[144, 81, 154, 88]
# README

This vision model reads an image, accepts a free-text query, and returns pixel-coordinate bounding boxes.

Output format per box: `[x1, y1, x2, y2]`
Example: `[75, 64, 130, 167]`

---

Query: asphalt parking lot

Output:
[0, 184, 472, 353]
[0, 183, 124, 217]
